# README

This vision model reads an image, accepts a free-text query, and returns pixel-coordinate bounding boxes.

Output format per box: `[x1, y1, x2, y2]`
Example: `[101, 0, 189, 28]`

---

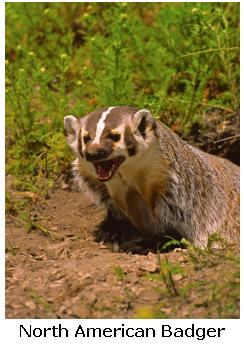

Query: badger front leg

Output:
[76, 172, 139, 245]
[93, 201, 141, 244]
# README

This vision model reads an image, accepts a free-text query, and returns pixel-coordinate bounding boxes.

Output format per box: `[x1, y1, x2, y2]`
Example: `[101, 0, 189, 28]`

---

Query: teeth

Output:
[94, 156, 125, 181]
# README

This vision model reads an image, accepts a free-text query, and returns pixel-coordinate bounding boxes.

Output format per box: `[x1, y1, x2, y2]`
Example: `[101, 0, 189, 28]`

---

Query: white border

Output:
[1, 319, 243, 347]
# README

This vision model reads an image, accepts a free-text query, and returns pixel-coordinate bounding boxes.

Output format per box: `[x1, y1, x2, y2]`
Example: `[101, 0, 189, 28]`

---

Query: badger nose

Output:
[85, 144, 110, 162]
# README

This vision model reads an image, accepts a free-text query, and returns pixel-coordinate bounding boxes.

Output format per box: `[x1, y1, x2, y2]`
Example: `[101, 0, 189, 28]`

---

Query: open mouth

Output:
[93, 155, 125, 182]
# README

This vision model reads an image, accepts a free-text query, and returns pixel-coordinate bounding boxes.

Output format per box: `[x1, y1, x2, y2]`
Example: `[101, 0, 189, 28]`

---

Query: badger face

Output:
[64, 106, 157, 182]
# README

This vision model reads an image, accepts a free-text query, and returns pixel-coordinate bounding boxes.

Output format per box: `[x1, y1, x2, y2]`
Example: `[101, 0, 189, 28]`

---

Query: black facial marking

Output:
[83, 134, 91, 144]
[124, 126, 137, 157]
[128, 146, 137, 156]
[107, 132, 121, 142]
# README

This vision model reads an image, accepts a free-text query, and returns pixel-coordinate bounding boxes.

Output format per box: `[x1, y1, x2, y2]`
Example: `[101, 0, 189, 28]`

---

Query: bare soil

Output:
[6, 186, 240, 319]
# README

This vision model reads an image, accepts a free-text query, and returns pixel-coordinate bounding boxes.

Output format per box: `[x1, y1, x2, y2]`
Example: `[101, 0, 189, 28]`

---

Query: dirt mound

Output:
[184, 108, 240, 165]
[6, 188, 239, 319]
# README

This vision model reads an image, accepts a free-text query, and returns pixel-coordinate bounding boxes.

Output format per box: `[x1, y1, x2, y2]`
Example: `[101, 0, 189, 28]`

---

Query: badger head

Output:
[64, 106, 158, 182]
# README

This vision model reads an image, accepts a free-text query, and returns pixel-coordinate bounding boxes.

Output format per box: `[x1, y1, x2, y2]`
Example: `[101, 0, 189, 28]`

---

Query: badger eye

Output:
[108, 133, 121, 142]
[83, 134, 91, 144]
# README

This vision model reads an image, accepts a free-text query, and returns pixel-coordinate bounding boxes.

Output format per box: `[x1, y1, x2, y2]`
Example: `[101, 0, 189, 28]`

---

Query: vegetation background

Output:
[6, 2, 239, 195]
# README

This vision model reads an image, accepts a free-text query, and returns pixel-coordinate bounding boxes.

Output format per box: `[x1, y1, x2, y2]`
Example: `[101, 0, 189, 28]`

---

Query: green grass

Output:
[5, 2, 239, 194]
[114, 266, 127, 281]
[29, 289, 56, 315]
[135, 237, 239, 318]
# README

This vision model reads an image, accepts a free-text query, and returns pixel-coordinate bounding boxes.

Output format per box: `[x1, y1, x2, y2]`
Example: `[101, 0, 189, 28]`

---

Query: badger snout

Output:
[84, 144, 112, 162]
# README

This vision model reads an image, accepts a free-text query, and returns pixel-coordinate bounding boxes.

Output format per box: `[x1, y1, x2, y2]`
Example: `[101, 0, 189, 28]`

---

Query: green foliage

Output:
[114, 266, 127, 281]
[6, 2, 239, 193]
[29, 290, 55, 314]
[145, 254, 184, 297]
[138, 236, 239, 318]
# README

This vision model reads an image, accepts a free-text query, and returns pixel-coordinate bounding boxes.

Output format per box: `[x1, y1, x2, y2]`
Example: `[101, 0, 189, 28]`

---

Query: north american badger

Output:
[64, 106, 239, 248]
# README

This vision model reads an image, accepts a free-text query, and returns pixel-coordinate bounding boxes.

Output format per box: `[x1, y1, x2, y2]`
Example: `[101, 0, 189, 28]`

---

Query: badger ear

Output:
[130, 109, 155, 139]
[64, 115, 80, 153]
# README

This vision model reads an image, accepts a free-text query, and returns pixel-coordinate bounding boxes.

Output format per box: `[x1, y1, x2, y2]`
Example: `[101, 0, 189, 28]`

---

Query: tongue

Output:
[93, 156, 125, 182]
[95, 160, 113, 181]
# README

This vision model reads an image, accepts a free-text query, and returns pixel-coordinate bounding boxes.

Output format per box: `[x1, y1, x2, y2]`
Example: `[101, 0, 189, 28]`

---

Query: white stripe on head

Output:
[92, 106, 115, 144]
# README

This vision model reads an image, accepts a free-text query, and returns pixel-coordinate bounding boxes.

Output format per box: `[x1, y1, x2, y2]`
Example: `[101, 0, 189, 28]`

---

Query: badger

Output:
[64, 106, 239, 249]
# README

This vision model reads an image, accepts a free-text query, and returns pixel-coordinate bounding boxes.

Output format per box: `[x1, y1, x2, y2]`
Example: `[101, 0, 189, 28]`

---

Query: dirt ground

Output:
[6, 185, 240, 319]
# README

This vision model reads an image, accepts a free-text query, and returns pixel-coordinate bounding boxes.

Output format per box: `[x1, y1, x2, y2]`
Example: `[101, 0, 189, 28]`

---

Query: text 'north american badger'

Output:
[64, 106, 239, 249]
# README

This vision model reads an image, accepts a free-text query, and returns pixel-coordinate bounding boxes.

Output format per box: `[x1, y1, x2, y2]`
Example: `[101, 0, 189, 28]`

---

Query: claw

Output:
[93, 214, 181, 254]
